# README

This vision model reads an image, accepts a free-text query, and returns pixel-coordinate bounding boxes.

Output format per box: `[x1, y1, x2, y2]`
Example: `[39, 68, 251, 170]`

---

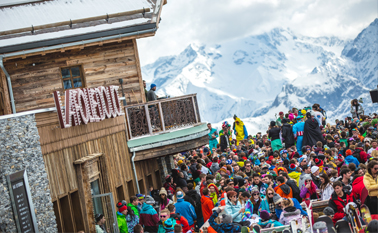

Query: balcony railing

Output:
[124, 94, 201, 139]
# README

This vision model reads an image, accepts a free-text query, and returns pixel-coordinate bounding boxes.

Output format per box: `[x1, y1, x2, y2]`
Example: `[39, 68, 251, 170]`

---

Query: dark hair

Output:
[320, 173, 331, 191]
[130, 196, 137, 204]
[340, 168, 351, 178]
[127, 206, 136, 219]
[240, 191, 251, 198]
[276, 176, 285, 183]
[252, 173, 260, 178]
[174, 224, 182, 233]
[134, 224, 144, 233]
[167, 203, 175, 212]
[202, 187, 209, 196]
[333, 181, 343, 188]
[187, 183, 194, 190]
[367, 160, 378, 176]
[348, 163, 356, 172]
[159, 193, 169, 206]
[280, 172, 289, 180]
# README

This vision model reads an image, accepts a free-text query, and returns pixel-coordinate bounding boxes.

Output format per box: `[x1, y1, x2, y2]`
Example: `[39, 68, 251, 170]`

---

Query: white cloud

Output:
[138, 0, 377, 66]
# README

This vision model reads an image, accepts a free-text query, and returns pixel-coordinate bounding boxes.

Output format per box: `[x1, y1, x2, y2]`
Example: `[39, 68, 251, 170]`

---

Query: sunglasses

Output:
[246, 165, 251, 167]
[267, 193, 274, 196]
[229, 183, 234, 185]
[373, 167, 378, 171]
[160, 215, 168, 218]
[253, 193, 259, 196]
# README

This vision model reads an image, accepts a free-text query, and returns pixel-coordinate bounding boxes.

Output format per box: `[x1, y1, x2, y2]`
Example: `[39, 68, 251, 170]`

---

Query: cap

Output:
[311, 166, 319, 174]
[176, 191, 184, 199]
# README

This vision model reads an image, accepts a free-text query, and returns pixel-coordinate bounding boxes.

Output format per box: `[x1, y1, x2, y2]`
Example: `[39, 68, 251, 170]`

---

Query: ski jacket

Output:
[225, 199, 243, 223]
[274, 183, 293, 199]
[328, 191, 356, 224]
[157, 218, 177, 233]
[321, 183, 334, 201]
[278, 206, 302, 226]
[282, 123, 295, 148]
[200, 195, 214, 223]
[139, 203, 159, 232]
[352, 176, 365, 200]
[363, 173, 378, 197]
[288, 171, 301, 186]
[127, 203, 140, 217]
[233, 117, 248, 142]
[170, 213, 190, 233]
[126, 214, 139, 233]
[345, 155, 360, 166]
[117, 212, 128, 233]
[209, 210, 242, 233]
[174, 199, 197, 226]
[208, 128, 218, 142]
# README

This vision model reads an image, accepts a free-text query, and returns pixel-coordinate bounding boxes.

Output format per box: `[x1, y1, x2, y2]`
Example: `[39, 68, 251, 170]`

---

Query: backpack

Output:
[287, 179, 301, 203]
[352, 149, 363, 163]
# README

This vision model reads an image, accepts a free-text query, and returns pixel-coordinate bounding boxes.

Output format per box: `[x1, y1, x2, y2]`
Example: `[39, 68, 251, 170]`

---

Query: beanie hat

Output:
[346, 149, 353, 156]
[270, 121, 276, 127]
[302, 174, 312, 182]
[314, 158, 323, 167]
[136, 194, 145, 200]
[220, 166, 228, 174]
[367, 220, 378, 233]
[323, 207, 335, 216]
[311, 166, 319, 174]
[163, 218, 174, 230]
[288, 163, 297, 172]
[301, 109, 306, 115]
[298, 157, 305, 164]
[145, 195, 155, 205]
[222, 214, 232, 224]
[150, 83, 156, 89]
[117, 201, 127, 212]
[176, 191, 184, 199]
[260, 210, 270, 221]
[273, 193, 282, 204]
[177, 160, 183, 166]
[279, 111, 284, 115]
[159, 187, 168, 196]
[251, 186, 259, 194]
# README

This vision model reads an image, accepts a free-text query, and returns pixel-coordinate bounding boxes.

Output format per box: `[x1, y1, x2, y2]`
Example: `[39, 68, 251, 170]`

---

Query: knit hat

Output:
[323, 207, 335, 216]
[288, 163, 297, 172]
[302, 174, 312, 181]
[314, 158, 323, 167]
[220, 166, 228, 174]
[117, 201, 127, 212]
[280, 150, 288, 155]
[177, 160, 183, 166]
[298, 157, 306, 164]
[176, 191, 184, 199]
[150, 83, 156, 89]
[159, 187, 168, 196]
[367, 220, 378, 233]
[145, 195, 155, 205]
[222, 214, 232, 224]
[279, 111, 284, 115]
[136, 194, 145, 200]
[203, 147, 209, 155]
[311, 166, 319, 174]
[346, 149, 353, 156]
[251, 186, 259, 194]
[260, 210, 270, 221]
[273, 193, 282, 204]
[163, 218, 174, 231]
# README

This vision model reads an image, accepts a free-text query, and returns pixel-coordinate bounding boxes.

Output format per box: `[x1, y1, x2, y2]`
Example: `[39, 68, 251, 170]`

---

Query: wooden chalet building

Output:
[0, 0, 208, 232]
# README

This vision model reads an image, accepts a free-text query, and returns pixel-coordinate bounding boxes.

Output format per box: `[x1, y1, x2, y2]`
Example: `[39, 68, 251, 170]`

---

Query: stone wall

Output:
[0, 114, 57, 232]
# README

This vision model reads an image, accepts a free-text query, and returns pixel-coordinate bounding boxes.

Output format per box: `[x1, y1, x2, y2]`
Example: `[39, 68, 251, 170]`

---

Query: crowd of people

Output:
[96, 102, 378, 233]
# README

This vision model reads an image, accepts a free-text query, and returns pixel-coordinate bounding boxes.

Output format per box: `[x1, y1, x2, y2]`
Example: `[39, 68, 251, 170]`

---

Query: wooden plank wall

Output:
[135, 159, 160, 194]
[3, 39, 145, 113]
[36, 113, 135, 204]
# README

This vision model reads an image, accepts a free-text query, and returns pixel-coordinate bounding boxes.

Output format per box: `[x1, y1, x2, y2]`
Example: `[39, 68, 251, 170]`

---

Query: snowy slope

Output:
[142, 19, 378, 133]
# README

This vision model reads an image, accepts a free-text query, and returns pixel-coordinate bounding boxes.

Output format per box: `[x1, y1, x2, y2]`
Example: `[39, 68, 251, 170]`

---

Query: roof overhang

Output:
[128, 123, 209, 152]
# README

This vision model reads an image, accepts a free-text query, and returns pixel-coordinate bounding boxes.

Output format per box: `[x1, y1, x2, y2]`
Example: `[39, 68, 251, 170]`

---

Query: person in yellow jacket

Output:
[288, 164, 301, 186]
[232, 115, 248, 146]
[363, 160, 378, 214]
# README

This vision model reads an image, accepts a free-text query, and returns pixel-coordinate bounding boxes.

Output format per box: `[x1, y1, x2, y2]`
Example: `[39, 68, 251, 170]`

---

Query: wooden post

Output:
[132, 39, 147, 103]
[125, 108, 133, 139]
[74, 165, 91, 233]
[0, 69, 11, 114]
[144, 105, 153, 135]
[191, 96, 198, 123]
[158, 102, 166, 131]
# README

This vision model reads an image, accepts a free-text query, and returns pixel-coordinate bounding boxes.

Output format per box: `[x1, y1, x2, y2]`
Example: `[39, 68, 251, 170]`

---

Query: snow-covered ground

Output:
[142, 19, 378, 134]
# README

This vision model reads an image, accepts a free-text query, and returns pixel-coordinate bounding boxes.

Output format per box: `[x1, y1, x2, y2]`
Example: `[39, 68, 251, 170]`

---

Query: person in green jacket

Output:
[127, 196, 140, 217]
[116, 201, 129, 233]
[157, 209, 176, 233]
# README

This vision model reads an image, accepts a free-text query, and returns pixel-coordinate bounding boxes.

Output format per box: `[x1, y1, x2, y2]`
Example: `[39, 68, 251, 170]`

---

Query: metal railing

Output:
[124, 94, 201, 139]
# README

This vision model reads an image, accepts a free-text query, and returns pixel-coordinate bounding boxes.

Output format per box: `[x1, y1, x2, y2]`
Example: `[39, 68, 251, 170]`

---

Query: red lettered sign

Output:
[53, 86, 124, 128]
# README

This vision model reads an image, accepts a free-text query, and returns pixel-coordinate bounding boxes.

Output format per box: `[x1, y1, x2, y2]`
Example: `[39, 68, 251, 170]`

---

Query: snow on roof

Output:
[0, 0, 157, 49]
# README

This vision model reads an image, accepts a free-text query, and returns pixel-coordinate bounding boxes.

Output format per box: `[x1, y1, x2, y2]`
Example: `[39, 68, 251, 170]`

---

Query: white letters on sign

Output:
[53, 85, 124, 129]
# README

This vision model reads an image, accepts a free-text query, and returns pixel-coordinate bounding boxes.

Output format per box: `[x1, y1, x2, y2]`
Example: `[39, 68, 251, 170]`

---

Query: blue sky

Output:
[138, 0, 377, 66]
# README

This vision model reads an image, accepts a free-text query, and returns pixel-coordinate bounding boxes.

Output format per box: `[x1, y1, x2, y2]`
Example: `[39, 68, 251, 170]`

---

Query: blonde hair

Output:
[282, 198, 293, 207]
[372, 150, 378, 158]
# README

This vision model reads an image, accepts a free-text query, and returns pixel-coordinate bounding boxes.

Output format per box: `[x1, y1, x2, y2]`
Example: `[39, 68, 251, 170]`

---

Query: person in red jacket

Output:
[201, 188, 215, 222]
[352, 175, 365, 200]
[328, 181, 359, 224]
[168, 204, 190, 233]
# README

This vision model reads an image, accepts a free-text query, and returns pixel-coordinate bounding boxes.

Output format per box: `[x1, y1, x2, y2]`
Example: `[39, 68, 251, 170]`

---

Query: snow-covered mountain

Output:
[142, 19, 378, 133]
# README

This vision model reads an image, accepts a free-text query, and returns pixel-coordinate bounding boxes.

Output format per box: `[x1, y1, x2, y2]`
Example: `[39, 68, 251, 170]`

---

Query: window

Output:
[61, 66, 84, 89]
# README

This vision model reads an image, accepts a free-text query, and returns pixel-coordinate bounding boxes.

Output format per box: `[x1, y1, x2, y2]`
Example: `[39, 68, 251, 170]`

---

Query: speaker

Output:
[370, 88, 378, 103]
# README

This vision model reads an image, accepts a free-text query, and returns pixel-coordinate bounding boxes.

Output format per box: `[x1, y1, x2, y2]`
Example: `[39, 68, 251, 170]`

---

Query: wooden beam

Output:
[132, 39, 147, 103]
[0, 69, 11, 114]
[0, 8, 151, 36]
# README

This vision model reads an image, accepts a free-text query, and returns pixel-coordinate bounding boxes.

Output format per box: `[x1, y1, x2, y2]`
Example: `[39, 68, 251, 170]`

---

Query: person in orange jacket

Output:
[201, 188, 215, 222]
[274, 176, 293, 199]
[273, 162, 289, 175]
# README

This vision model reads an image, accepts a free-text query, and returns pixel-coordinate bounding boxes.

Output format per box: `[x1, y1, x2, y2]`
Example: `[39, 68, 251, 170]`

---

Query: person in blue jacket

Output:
[174, 191, 197, 228]
[207, 123, 218, 153]
[293, 115, 305, 155]
[345, 149, 360, 166]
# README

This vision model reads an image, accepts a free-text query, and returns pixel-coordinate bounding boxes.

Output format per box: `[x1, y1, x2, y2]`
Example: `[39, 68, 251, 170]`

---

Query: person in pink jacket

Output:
[278, 199, 302, 226]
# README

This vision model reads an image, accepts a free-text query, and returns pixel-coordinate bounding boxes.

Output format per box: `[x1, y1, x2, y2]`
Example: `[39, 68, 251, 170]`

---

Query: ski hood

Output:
[280, 183, 291, 195]
[283, 207, 300, 217]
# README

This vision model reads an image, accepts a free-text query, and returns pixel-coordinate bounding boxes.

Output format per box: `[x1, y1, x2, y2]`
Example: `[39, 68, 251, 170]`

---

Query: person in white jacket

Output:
[320, 173, 334, 200]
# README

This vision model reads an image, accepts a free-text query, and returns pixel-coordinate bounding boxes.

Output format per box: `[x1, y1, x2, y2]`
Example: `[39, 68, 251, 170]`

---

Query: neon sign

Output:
[53, 85, 124, 129]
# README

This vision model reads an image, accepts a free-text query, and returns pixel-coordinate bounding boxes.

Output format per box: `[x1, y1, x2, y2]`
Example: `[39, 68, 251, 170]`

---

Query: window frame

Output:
[60, 65, 86, 90]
